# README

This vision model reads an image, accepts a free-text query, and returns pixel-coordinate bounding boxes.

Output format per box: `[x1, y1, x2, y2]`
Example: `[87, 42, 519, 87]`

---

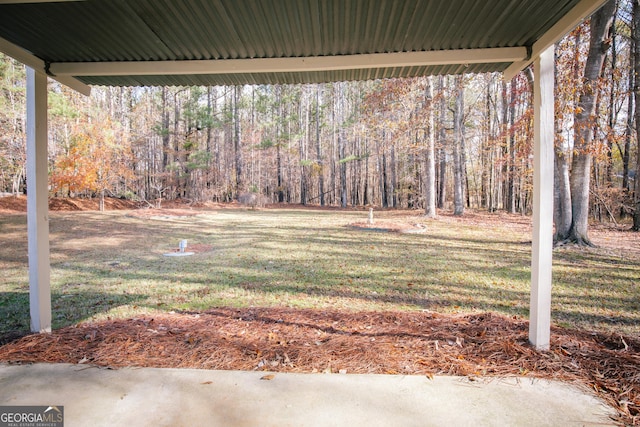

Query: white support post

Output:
[26, 67, 51, 333]
[529, 47, 555, 350]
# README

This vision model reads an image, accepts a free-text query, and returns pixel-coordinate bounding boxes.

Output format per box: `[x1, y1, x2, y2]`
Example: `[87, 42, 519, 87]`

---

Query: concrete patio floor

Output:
[0, 363, 616, 426]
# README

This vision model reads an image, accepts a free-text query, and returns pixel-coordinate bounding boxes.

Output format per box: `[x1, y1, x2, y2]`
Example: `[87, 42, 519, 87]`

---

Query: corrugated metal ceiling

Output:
[0, 0, 588, 86]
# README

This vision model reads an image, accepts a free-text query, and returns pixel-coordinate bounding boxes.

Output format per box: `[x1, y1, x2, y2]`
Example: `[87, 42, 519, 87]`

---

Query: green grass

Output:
[1, 208, 638, 339]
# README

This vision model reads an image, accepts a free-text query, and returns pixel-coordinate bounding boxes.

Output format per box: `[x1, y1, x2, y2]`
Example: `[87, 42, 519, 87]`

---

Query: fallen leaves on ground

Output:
[0, 308, 638, 425]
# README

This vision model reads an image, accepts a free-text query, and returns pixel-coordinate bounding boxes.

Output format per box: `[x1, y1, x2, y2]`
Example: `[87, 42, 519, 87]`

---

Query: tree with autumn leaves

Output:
[51, 118, 133, 211]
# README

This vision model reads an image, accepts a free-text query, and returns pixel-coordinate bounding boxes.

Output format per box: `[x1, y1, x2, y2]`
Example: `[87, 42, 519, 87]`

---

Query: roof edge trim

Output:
[0, 36, 91, 95]
[49, 47, 527, 77]
[0, 0, 86, 3]
[503, 0, 609, 80]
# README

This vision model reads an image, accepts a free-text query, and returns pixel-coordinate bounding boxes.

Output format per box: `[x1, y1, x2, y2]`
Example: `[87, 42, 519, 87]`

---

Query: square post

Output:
[26, 67, 51, 333]
[529, 46, 555, 350]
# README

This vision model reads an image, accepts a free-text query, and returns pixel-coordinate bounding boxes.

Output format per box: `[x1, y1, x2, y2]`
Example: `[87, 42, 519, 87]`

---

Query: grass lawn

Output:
[1, 206, 639, 339]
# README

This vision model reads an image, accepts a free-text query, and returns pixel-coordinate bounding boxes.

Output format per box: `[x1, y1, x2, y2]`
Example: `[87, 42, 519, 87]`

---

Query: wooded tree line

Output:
[0, 0, 639, 239]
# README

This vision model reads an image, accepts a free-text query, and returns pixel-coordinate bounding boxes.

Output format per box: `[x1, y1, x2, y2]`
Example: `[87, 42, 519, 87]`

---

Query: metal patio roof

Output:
[2, 0, 610, 349]
[0, 0, 607, 94]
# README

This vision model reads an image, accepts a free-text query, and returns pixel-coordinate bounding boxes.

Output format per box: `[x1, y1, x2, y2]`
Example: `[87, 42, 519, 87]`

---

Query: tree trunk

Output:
[567, 0, 615, 244]
[437, 76, 447, 209]
[622, 52, 633, 194]
[500, 79, 509, 212]
[507, 80, 517, 213]
[424, 77, 437, 217]
[554, 49, 573, 241]
[161, 87, 170, 171]
[316, 86, 325, 206]
[554, 150, 572, 240]
[481, 79, 490, 210]
[338, 85, 348, 208]
[99, 189, 105, 212]
[453, 75, 465, 216]
[173, 90, 182, 196]
[381, 151, 388, 208]
[437, 149, 446, 208]
[390, 144, 397, 208]
[276, 87, 284, 203]
[364, 137, 370, 206]
[634, 0, 640, 230]
[604, 4, 618, 187]
[300, 127, 308, 205]
[233, 86, 243, 197]
[340, 142, 347, 208]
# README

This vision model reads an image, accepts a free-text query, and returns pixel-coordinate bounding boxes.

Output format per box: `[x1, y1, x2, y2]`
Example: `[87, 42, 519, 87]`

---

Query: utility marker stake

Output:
[163, 239, 194, 257]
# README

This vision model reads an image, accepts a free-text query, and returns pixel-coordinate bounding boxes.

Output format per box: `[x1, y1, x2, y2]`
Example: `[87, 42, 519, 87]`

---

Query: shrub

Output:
[238, 192, 267, 209]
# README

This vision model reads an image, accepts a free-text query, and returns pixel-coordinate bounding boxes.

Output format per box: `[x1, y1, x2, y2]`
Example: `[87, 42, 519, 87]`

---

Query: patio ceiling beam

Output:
[0, 36, 91, 95]
[0, 1, 86, 3]
[503, 0, 609, 80]
[48, 47, 527, 77]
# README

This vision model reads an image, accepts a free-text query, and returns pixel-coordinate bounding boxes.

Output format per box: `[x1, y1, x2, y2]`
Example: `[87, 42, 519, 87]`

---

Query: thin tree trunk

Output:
[437, 76, 447, 209]
[424, 77, 437, 217]
[337, 84, 348, 208]
[300, 107, 308, 205]
[339, 131, 347, 208]
[363, 137, 370, 206]
[316, 86, 325, 206]
[161, 87, 170, 171]
[508, 80, 517, 213]
[381, 144, 388, 208]
[173, 90, 182, 196]
[233, 86, 243, 197]
[453, 75, 465, 216]
[276, 87, 284, 203]
[622, 53, 633, 193]
[390, 144, 397, 208]
[633, 0, 640, 230]
[605, 6, 618, 186]
[500, 79, 509, 212]
[481, 79, 490, 209]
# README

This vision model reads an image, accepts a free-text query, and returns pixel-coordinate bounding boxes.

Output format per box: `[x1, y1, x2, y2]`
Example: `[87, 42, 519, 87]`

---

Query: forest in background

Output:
[0, 0, 639, 240]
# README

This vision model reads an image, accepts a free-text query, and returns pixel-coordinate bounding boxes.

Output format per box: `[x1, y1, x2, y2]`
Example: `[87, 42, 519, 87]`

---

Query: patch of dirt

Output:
[0, 308, 637, 425]
[0, 195, 141, 213]
[0, 196, 27, 213]
[163, 243, 213, 254]
[49, 197, 143, 211]
[128, 208, 206, 219]
[350, 221, 427, 234]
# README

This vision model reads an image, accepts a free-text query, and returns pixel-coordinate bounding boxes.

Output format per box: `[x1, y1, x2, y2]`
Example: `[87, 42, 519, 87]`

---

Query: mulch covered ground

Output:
[0, 195, 142, 213]
[0, 308, 638, 425]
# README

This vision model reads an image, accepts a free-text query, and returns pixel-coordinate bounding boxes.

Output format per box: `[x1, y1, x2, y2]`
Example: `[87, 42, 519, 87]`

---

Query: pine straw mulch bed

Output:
[0, 308, 638, 425]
